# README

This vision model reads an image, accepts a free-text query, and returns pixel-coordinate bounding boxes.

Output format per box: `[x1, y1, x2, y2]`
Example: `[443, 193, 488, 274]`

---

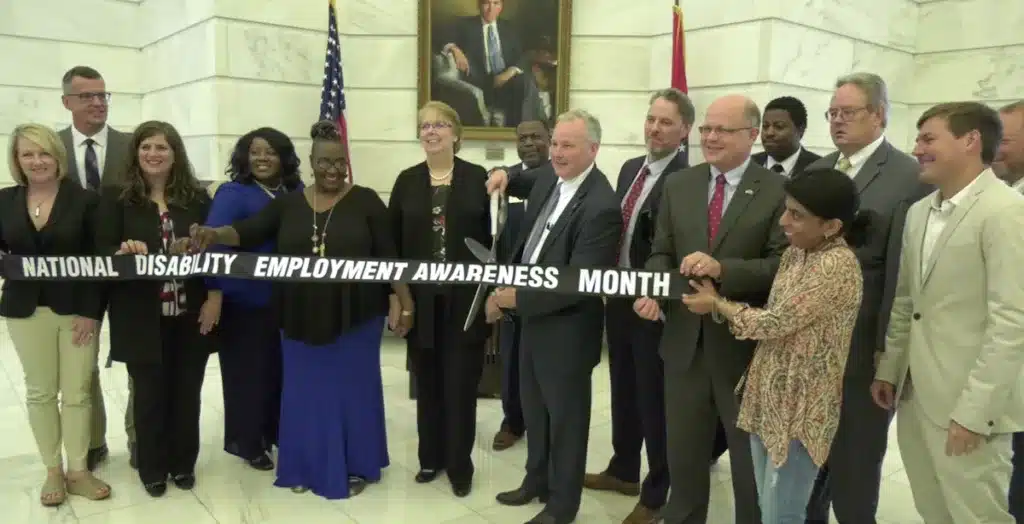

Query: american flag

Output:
[319, 0, 353, 181]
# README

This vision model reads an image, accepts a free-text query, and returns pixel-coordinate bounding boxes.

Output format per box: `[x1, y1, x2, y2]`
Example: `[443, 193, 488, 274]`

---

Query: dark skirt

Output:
[219, 303, 282, 459]
[274, 316, 390, 499]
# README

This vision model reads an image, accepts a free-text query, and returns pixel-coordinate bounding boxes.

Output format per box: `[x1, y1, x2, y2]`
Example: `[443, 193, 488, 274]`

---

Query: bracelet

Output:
[710, 298, 726, 324]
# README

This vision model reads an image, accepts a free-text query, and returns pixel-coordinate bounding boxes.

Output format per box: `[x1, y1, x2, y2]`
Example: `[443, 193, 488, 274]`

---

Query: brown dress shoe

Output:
[622, 502, 658, 524]
[492, 429, 522, 451]
[582, 472, 640, 496]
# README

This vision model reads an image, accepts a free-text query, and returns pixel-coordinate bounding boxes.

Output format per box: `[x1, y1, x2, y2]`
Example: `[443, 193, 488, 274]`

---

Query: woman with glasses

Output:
[188, 120, 414, 499]
[388, 101, 492, 497]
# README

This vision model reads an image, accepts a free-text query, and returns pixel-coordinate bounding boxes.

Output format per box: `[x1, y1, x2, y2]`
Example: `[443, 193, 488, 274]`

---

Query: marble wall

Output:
[911, 0, 1024, 139]
[0, 0, 1019, 192]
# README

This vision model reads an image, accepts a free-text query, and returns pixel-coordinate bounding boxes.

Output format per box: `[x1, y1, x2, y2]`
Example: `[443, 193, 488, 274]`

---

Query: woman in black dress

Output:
[189, 120, 414, 499]
[389, 101, 491, 497]
[94, 121, 220, 497]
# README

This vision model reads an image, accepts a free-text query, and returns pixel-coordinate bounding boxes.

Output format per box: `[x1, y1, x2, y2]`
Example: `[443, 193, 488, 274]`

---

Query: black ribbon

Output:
[0, 252, 690, 299]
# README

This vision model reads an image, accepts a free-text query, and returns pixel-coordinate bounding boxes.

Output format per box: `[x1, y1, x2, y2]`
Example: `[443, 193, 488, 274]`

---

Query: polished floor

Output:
[0, 329, 925, 524]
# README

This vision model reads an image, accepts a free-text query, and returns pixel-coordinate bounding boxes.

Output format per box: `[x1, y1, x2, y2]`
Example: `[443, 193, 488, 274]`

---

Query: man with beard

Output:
[489, 119, 551, 451]
[57, 65, 134, 471]
[581, 88, 694, 524]
[751, 96, 821, 177]
[992, 100, 1024, 523]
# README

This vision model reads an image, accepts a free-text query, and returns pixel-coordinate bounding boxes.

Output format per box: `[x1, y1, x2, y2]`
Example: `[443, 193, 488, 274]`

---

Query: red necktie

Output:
[617, 166, 650, 263]
[707, 174, 727, 243]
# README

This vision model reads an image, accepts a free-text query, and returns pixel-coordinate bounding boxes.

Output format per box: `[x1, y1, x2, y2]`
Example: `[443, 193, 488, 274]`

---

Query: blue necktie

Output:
[486, 25, 506, 73]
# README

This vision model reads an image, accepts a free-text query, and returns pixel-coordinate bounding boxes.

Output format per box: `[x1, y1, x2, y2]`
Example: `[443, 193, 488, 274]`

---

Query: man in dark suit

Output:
[802, 72, 929, 524]
[579, 88, 692, 524]
[635, 94, 787, 524]
[58, 65, 134, 471]
[489, 119, 551, 452]
[440, 0, 529, 127]
[751, 96, 821, 177]
[489, 110, 622, 524]
[994, 100, 1024, 523]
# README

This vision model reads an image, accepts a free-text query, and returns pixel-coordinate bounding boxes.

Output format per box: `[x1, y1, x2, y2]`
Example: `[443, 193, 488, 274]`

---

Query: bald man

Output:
[637, 94, 787, 524]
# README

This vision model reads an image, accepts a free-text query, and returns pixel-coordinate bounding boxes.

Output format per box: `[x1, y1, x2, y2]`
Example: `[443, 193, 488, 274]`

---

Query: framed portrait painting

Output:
[417, 0, 573, 141]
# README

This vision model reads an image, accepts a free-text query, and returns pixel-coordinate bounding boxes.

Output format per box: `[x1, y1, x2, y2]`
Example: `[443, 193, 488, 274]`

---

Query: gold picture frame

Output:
[417, 0, 573, 141]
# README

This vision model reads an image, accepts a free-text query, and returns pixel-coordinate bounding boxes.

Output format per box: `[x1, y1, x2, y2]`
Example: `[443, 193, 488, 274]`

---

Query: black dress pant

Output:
[219, 303, 281, 460]
[411, 294, 486, 483]
[127, 315, 210, 485]
[499, 315, 524, 435]
[604, 298, 670, 508]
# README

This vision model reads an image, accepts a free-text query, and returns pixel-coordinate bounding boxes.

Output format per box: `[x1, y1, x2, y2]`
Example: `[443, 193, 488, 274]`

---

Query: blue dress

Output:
[230, 187, 394, 499]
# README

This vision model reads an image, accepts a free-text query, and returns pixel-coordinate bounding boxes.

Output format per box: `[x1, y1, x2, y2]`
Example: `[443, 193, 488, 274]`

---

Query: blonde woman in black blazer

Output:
[388, 101, 492, 497]
[1, 123, 110, 506]
[94, 121, 220, 497]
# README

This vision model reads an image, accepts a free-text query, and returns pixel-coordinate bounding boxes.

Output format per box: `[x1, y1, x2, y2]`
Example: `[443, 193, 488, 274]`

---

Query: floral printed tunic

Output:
[730, 237, 863, 467]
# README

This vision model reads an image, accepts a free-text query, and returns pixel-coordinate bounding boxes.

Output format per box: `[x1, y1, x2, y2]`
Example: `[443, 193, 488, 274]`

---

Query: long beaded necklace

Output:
[310, 189, 341, 257]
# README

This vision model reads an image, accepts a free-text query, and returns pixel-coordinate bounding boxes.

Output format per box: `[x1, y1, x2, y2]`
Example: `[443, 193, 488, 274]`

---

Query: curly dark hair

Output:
[311, 120, 341, 142]
[764, 96, 810, 133]
[226, 127, 302, 190]
[120, 120, 203, 207]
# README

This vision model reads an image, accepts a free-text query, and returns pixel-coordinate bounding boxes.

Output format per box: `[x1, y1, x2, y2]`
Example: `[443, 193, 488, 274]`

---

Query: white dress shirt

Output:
[618, 152, 678, 267]
[71, 124, 110, 187]
[526, 163, 594, 264]
[836, 134, 885, 179]
[765, 148, 803, 177]
[921, 173, 984, 273]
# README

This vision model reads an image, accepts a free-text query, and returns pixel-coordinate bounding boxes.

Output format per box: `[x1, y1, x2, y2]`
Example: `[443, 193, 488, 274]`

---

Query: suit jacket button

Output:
[912, 313, 921, 320]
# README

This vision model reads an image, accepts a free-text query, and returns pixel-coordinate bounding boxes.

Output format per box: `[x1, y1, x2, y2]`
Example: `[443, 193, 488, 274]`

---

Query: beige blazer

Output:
[877, 169, 1024, 435]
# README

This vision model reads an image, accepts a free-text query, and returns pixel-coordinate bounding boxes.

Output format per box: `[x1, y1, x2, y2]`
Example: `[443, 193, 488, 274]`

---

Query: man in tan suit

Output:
[872, 101, 1024, 523]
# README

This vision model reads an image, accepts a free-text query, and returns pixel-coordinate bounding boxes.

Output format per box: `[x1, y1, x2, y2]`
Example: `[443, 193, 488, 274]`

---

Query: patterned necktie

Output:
[836, 156, 853, 174]
[486, 25, 506, 73]
[707, 174, 727, 243]
[84, 138, 101, 190]
[617, 166, 650, 263]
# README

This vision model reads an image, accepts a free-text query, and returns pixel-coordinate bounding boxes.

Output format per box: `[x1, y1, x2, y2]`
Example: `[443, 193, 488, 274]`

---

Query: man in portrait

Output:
[436, 0, 543, 128]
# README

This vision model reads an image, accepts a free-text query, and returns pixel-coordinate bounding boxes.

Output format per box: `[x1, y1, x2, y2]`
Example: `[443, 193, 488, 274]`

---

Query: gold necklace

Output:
[310, 190, 341, 257]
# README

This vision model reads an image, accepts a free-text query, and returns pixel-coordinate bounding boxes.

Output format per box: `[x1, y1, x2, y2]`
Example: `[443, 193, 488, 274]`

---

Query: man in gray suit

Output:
[490, 110, 622, 524]
[802, 72, 930, 524]
[993, 99, 1024, 523]
[635, 94, 788, 524]
[58, 65, 135, 470]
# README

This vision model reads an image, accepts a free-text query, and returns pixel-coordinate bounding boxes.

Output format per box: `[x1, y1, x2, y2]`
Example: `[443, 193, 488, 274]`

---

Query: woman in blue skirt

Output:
[189, 120, 414, 499]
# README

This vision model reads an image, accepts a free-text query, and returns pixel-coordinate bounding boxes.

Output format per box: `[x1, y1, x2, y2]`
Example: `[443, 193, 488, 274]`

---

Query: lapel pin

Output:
[744, 189, 754, 195]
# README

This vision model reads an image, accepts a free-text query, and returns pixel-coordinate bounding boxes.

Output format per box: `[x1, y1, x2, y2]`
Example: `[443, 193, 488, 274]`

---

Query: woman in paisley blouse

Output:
[681, 167, 868, 524]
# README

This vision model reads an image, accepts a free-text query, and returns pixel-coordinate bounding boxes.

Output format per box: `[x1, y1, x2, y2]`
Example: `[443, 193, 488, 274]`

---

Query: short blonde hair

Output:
[7, 123, 68, 186]
[418, 101, 464, 153]
[556, 109, 602, 145]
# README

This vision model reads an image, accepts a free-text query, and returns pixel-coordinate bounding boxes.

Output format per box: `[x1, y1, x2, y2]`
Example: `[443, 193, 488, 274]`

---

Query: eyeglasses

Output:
[420, 121, 453, 132]
[67, 92, 111, 103]
[697, 126, 752, 136]
[315, 158, 348, 172]
[824, 107, 867, 122]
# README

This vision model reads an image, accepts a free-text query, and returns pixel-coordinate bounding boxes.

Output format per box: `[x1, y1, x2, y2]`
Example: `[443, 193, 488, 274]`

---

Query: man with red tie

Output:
[634, 94, 788, 524]
[580, 88, 693, 524]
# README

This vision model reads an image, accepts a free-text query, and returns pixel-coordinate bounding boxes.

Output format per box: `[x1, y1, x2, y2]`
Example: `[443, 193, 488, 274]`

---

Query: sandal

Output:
[65, 473, 111, 501]
[40, 474, 66, 507]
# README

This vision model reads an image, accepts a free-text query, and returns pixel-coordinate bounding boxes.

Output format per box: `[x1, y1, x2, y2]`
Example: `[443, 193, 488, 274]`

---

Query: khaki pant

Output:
[7, 307, 99, 471]
[898, 386, 1015, 523]
[89, 365, 135, 448]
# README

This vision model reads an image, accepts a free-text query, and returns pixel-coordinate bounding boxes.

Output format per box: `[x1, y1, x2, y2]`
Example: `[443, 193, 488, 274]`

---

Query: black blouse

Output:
[233, 186, 396, 346]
